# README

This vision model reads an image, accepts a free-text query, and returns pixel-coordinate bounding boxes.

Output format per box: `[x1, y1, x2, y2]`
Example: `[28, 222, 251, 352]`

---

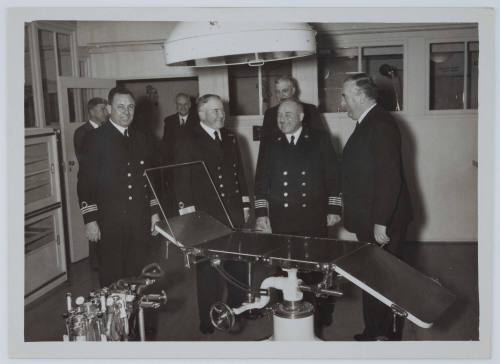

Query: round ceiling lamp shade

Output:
[164, 21, 317, 67]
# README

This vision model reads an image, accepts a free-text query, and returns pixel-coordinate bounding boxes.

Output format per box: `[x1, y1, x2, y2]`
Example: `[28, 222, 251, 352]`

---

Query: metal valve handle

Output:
[209, 302, 235, 332]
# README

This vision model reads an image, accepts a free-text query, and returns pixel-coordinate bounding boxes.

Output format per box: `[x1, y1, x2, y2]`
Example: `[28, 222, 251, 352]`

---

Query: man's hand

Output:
[373, 224, 390, 246]
[151, 213, 161, 236]
[255, 216, 272, 233]
[243, 208, 250, 223]
[85, 221, 101, 242]
[327, 214, 341, 227]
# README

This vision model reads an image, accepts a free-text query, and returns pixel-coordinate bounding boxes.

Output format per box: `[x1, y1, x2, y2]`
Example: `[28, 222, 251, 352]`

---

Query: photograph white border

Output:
[3, 1, 497, 362]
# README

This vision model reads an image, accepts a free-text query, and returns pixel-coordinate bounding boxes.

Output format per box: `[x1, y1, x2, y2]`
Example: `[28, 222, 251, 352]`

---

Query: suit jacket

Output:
[254, 126, 341, 234]
[162, 111, 199, 165]
[341, 105, 412, 235]
[77, 120, 159, 227]
[174, 123, 250, 228]
[73, 121, 96, 164]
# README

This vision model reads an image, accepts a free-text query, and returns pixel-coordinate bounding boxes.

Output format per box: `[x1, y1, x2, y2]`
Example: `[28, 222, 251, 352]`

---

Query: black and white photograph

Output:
[3, 1, 498, 362]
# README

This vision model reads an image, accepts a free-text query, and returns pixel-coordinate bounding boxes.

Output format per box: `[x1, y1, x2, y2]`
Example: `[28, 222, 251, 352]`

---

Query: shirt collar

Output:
[109, 119, 128, 136]
[285, 126, 303, 144]
[358, 103, 377, 124]
[199, 121, 221, 140]
[179, 114, 187, 124]
[88, 120, 99, 129]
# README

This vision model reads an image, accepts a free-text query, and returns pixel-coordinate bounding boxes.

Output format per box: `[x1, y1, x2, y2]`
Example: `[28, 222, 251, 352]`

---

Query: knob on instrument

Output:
[209, 302, 235, 332]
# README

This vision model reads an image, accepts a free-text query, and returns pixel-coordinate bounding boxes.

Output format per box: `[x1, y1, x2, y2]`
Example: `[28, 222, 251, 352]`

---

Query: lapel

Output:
[193, 123, 223, 156]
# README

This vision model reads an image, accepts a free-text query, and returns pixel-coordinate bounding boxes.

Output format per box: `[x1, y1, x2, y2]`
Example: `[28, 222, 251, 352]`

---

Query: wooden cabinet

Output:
[25, 129, 67, 305]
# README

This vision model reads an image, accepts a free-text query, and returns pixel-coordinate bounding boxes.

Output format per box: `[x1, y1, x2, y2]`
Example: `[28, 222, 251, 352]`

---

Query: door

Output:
[57, 77, 116, 263]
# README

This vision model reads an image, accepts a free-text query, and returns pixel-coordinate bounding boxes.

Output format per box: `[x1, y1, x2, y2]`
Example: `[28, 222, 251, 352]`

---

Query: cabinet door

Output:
[25, 133, 61, 214]
[25, 208, 67, 304]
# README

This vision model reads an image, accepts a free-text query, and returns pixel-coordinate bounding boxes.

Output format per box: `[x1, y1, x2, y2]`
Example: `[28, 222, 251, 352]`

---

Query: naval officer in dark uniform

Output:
[174, 94, 250, 334]
[340, 73, 413, 341]
[254, 98, 342, 339]
[77, 87, 161, 287]
[74, 97, 108, 270]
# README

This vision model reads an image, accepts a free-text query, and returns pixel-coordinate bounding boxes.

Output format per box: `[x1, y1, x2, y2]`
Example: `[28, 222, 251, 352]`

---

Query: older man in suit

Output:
[73, 97, 108, 270]
[174, 94, 250, 335]
[340, 73, 413, 341]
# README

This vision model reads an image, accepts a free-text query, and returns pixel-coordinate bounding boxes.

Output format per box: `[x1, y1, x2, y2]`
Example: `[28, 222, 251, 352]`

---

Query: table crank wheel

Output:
[209, 302, 235, 331]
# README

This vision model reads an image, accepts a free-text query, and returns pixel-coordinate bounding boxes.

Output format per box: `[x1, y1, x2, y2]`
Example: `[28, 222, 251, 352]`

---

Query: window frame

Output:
[25, 22, 79, 129]
[425, 36, 479, 114]
[318, 38, 409, 115]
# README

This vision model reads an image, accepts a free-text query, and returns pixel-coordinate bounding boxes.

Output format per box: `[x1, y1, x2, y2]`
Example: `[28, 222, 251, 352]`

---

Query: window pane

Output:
[228, 60, 292, 115]
[362, 45, 404, 111]
[261, 60, 292, 113]
[228, 65, 259, 115]
[467, 42, 478, 109]
[318, 47, 358, 113]
[25, 26, 36, 128]
[56, 33, 73, 76]
[38, 29, 59, 125]
[430, 42, 465, 110]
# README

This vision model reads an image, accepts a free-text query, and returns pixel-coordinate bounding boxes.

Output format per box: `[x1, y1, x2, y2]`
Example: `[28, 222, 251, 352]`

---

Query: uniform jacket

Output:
[73, 121, 96, 164]
[77, 120, 159, 227]
[162, 111, 199, 165]
[254, 126, 341, 234]
[174, 123, 250, 228]
[341, 104, 412, 235]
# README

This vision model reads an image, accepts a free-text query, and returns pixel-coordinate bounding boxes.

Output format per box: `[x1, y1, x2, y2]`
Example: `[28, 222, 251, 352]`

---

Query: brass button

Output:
[283, 182, 288, 186]
[128, 185, 132, 189]
[283, 171, 288, 176]
[284, 203, 288, 208]
[301, 171, 306, 175]
[221, 193, 225, 197]
[220, 184, 224, 188]
[302, 203, 307, 208]
[128, 196, 133, 200]
[302, 193, 307, 197]
[127, 173, 131, 177]
[301, 182, 306, 186]
[283, 192, 288, 197]
[218, 175, 223, 179]
[236, 189, 240, 194]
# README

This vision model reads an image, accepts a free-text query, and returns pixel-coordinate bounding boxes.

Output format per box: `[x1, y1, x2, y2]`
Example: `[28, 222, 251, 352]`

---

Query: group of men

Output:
[75, 73, 412, 342]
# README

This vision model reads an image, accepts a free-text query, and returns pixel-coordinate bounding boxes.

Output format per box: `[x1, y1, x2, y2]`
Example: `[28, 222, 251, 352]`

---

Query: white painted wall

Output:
[76, 21, 478, 242]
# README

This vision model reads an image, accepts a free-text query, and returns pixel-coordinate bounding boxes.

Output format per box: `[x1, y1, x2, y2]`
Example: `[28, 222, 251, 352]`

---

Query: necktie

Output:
[181, 117, 186, 126]
[124, 129, 129, 138]
[214, 131, 222, 146]
[290, 135, 295, 146]
[354, 122, 359, 131]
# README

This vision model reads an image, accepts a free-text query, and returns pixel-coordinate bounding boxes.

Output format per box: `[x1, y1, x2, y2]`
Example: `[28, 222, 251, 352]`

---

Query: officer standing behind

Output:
[78, 87, 161, 287]
[340, 73, 412, 341]
[74, 97, 108, 270]
[174, 94, 251, 335]
[161, 93, 199, 216]
[254, 99, 342, 338]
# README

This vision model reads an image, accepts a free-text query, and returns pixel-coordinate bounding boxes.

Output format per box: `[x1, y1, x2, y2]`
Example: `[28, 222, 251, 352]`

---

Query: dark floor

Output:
[24, 241, 479, 341]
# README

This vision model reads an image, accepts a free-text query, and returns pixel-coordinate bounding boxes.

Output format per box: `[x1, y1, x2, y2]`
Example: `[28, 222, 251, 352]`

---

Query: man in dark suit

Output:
[174, 94, 250, 335]
[254, 99, 342, 339]
[77, 87, 161, 287]
[162, 93, 199, 164]
[161, 93, 199, 217]
[340, 73, 413, 341]
[73, 97, 108, 270]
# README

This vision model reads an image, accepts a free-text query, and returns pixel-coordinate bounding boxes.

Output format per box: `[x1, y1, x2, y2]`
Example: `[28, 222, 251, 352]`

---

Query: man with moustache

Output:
[77, 87, 161, 287]
[254, 98, 342, 339]
[174, 94, 250, 335]
[340, 73, 413, 341]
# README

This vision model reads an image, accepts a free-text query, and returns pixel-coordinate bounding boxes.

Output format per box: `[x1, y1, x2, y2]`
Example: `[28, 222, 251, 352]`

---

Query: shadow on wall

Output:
[393, 113, 426, 242]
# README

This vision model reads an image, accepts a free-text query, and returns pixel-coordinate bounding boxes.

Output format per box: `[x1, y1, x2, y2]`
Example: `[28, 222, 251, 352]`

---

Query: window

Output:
[318, 45, 404, 113]
[429, 41, 478, 110]
[228, 60, 292, 116]
[24, 22, 77, 128]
